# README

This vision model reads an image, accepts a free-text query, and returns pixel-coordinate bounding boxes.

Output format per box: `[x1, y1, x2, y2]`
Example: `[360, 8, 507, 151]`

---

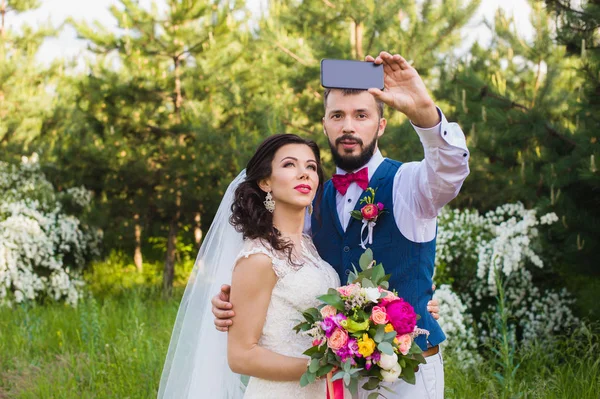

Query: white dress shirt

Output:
[306, 108, 470, 243]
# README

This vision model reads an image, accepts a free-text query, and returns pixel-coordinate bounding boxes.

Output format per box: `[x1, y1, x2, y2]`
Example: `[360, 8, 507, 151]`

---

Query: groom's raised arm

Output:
[366, 52, 469, 221]
[395, 110, 469, 220]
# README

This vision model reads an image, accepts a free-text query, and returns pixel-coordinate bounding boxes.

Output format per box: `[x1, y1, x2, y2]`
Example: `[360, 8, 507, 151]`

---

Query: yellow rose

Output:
[358, 333, 376, 357]
[384, 324, 394, 333]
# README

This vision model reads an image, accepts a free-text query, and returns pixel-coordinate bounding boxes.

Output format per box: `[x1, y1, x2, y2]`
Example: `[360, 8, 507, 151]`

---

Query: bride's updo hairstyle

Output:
[230, 134, 324, 261]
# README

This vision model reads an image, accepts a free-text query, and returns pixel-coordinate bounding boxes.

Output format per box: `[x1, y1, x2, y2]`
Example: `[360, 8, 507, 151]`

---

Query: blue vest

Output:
[311, 159, 445, 350]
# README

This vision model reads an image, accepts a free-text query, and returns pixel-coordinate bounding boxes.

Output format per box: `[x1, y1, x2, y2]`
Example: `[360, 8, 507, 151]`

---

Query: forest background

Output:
[1, 0, 599, 397]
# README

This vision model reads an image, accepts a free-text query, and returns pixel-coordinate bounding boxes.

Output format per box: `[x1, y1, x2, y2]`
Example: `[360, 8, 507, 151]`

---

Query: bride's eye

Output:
[307, 164, 317, 171]
[283, 162, 295, 168]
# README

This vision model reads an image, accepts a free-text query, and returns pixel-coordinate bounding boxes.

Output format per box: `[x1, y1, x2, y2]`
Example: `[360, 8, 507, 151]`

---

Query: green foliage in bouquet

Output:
[346, 248, 391, 289]
[293, 250, 427, 397]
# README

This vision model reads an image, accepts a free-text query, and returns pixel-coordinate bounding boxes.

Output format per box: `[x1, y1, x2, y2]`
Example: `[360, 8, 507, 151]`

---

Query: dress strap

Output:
[234, 238, 294, 279]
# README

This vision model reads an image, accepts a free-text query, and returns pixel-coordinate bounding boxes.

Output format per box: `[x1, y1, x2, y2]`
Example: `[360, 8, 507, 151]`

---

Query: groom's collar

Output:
[335, 149, 384, 182]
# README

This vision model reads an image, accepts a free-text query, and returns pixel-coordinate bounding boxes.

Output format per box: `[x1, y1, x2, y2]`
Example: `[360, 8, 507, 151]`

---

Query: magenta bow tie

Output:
[331, 167, 369, 195]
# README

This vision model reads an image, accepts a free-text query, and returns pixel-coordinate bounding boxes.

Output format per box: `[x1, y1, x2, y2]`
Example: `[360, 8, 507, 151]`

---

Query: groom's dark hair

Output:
[230, 134, 324, 264]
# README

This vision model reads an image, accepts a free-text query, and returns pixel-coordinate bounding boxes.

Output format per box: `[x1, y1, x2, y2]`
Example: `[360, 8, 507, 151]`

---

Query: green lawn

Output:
[0, 288, 176, 399]
[1, 287, 598, 398]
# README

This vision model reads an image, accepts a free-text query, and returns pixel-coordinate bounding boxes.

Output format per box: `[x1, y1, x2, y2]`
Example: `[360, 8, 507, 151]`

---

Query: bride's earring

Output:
[307, 203, 313, 216]
[264, 192, 275, 213]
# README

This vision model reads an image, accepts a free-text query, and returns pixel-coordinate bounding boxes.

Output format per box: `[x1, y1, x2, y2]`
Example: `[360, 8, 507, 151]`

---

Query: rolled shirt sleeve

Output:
[393, 107, 470, 242]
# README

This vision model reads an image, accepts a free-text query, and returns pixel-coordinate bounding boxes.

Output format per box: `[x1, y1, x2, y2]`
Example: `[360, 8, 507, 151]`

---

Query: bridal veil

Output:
[158, 170, 247, 398]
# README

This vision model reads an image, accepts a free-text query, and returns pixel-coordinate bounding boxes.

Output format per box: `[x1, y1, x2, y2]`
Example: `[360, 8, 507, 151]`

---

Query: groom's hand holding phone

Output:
[212, 284, 441, 331]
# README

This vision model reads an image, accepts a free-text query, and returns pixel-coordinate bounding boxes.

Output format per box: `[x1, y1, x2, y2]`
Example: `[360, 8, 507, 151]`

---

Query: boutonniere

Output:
[350, 187, 387, 249]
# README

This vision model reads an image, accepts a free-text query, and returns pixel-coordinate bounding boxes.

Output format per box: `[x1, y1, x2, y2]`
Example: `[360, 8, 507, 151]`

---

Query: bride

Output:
[158, 134, 340, 398]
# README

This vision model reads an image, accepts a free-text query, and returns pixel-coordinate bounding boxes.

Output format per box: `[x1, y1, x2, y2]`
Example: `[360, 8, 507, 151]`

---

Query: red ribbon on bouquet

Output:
[326, 371, 344, 399]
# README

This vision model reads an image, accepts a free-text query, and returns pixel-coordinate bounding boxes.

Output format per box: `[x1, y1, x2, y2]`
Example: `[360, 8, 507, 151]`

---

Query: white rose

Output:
[363, 287, 380, 303]
[380, 363, 402, 382]
[377, 352, 398, 370]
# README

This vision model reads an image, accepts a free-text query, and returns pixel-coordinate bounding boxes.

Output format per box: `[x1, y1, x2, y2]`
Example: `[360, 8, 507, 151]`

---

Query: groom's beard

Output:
[327, 128, 379, 172]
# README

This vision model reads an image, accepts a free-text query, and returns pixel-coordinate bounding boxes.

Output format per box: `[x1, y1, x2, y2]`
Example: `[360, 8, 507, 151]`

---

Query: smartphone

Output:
[320, 59, 384, 90]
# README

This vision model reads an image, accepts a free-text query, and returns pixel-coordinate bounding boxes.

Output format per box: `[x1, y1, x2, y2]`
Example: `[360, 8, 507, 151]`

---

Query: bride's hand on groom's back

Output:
[212, 284, 235, 332]
[428, 284, 440, 320]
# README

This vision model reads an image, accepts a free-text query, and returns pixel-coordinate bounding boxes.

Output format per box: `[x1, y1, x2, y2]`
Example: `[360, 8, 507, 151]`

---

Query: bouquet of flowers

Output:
[293, 249, 428, 398]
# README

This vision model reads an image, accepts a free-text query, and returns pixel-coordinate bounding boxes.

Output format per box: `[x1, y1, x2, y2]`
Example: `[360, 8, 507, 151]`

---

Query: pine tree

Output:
[544, 0, 600, 310]
[0, 0, 58, 152]
[253, 0, 481, 173]
[435, 1, 600, 310]
[62, 0, 250, 295]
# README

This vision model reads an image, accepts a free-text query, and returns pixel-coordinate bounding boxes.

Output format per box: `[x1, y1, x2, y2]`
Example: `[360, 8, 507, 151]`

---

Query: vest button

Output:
[343, 246, 350, 252]
[345, 269, 351, 276]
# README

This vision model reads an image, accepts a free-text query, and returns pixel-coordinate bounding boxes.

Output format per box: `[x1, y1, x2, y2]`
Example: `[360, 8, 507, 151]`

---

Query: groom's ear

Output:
[377, 117, 387, 138]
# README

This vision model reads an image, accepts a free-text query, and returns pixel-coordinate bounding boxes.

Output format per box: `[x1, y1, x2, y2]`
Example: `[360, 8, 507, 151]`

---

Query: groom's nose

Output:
[342, 117, 355, 133]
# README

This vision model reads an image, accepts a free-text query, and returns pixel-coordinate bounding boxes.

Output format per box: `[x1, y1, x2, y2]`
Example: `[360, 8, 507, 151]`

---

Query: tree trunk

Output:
[163, 55, 184, 296]
[134, 214, 143, 273]
[355, 21, 364, 61]
[163, 191, 181, 297]
[194, 212, 202, 247]
[173, 56, 183, 123]
[349, 19, 364, 60]
[163, 220, 177, 297]
[350, 20, 356, 59]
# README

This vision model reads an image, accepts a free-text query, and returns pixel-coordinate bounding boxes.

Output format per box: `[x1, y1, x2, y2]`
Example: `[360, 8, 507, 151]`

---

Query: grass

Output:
[0, 287, 179, 399]
[444, 323, 600, 398]
[1, 259, 599, 398]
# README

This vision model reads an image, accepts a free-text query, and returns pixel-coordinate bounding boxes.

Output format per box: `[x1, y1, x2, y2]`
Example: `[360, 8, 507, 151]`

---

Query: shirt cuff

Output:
[411, 107, 468, 150]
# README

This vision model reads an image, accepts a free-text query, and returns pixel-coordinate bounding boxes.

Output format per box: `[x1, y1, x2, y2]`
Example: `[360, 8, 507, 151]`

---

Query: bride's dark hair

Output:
[230, 134, 324, 262]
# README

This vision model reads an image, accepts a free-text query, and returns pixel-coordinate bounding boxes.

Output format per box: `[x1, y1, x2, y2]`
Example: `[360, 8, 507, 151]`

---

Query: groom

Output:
[213, 51, 469, 398]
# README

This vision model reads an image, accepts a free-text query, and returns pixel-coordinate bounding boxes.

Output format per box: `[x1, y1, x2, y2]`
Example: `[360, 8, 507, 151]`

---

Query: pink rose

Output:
[370, 306, 389, 325]
[312, 338, 323, 347]
[320, 305, 338, 318]
[379, 290, 399, 306]
[347, 284, 360, 297]
[327, 328, 349, 351]
[377, 202, 384, 210]
[337, 283, 360, 297]
[385, 299, 417, 335]
[361, 203, 379, 220]
[397, 334, 412, 355]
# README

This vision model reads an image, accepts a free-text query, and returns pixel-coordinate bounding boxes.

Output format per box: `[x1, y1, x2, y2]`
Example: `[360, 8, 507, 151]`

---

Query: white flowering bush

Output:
[434, 203, 578, 365]
[433, 284, 482, 365]
[0, 154, 102, 306]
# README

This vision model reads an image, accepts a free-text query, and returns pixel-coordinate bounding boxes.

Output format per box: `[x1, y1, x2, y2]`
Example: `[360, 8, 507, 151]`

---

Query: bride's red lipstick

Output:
[294, 184, 312, 194]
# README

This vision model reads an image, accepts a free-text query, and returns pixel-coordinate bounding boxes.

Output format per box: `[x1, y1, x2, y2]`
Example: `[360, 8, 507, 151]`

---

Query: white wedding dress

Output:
[236, 234, 340, 399]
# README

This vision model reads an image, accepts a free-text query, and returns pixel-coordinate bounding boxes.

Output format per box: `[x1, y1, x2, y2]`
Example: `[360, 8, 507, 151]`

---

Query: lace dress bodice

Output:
[235, 235, 340, 399]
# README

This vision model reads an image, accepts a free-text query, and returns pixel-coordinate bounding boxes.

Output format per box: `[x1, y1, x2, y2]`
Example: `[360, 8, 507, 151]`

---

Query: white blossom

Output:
[377, 352, 398, 370]
[380, 363, 402, 382]
[362, 287, 380, 303]
[434, 203, 578, 366]
[434, 284, 481, 366]
[0, 157, 101, 306]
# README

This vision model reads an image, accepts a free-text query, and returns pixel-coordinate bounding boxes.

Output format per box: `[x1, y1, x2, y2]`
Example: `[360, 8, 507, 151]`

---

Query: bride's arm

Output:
[227, 253, 307, 381]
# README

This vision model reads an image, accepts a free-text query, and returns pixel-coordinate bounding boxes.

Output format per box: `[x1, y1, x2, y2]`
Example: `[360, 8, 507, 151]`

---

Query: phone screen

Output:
[320, 59, 384, 90]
